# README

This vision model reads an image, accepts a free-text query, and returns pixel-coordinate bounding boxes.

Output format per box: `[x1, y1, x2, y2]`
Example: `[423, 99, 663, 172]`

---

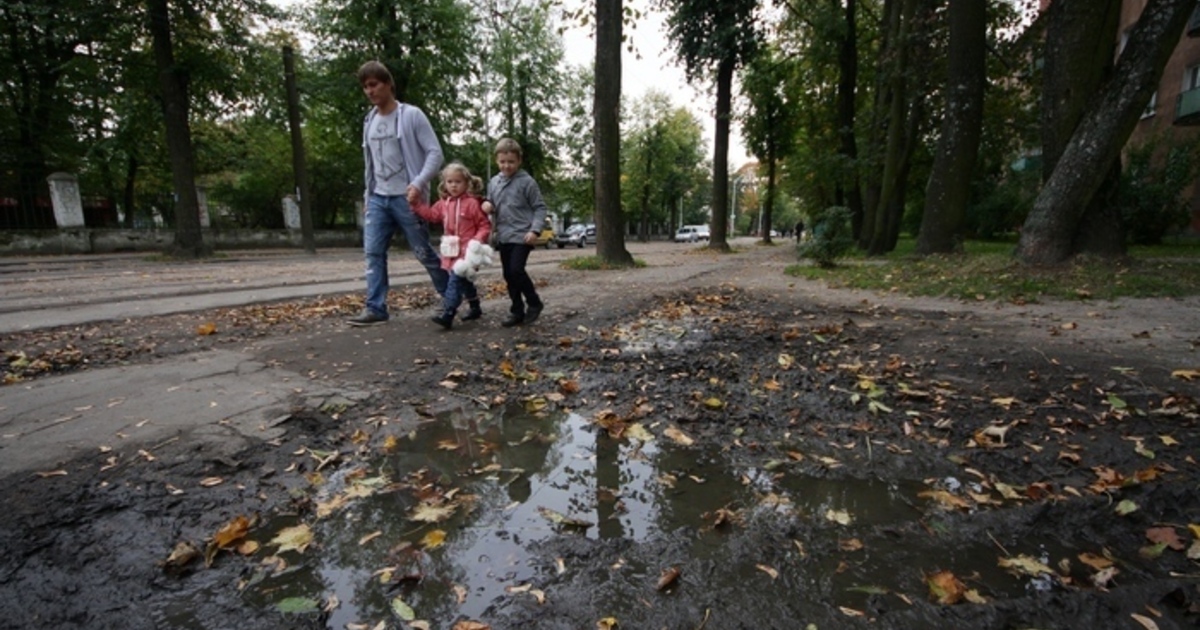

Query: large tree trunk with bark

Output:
[1017, 0, 1194, 265]
[1040, 0, 1124, 259]
[594, 0, 633, 265]
[148, 0, 207, 258]
[708, 56, 735, 252]
[916, 0, 986, 254]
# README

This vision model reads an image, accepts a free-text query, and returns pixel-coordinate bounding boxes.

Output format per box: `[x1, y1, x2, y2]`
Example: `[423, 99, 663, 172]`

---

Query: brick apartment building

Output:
[1124, 0, 1200, 232]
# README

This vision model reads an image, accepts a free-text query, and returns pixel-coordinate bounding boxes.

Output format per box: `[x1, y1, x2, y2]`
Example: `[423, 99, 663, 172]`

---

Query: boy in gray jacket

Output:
[481, 138, 546, 327]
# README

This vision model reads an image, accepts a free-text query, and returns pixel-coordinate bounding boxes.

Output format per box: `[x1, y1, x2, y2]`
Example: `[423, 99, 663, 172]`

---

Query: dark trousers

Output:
[499, 243, 541, 316]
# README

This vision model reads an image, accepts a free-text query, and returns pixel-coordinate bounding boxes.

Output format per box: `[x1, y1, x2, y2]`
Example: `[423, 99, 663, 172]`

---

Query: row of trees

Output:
[3, 0, 1195, 264]
[0, 0, 720, 257]
[667, 0, 1196, 265]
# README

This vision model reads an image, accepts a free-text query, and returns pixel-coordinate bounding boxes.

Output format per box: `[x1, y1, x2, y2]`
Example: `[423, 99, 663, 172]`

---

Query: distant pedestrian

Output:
[795, 219, 805, 244]
[481, 138, 546, 327]
[347, 60, 449, 327]
[409, 163, 491, 329]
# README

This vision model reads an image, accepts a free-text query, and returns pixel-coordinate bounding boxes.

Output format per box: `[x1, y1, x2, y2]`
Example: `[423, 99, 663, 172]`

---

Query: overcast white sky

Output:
[558, 0, 753, 167]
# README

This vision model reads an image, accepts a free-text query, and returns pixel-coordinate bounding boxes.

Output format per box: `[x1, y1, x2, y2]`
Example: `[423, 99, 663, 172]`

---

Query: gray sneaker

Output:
[347, 311, 387, 326]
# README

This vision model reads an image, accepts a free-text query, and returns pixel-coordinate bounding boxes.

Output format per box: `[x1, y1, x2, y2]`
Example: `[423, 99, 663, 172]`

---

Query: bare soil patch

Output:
[1, 244, 1198, 629]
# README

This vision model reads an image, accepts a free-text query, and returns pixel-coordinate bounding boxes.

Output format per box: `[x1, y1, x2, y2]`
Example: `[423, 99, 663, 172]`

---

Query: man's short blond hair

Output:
[494, 137, 522, 158]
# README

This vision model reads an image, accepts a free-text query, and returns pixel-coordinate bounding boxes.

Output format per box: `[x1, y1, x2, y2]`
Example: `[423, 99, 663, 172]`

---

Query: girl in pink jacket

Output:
[408, 162, 492, 329]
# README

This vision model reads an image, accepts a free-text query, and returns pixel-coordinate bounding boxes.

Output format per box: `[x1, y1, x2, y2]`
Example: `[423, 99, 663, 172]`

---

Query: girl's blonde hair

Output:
[440, 162, 484, 196]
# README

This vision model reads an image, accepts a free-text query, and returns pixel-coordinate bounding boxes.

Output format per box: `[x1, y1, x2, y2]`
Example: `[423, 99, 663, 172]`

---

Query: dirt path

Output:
[1, 242, 1197, 630]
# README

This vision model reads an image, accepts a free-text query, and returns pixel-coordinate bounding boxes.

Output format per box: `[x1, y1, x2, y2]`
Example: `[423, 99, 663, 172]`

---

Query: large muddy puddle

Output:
[185, 405, 1069, 628]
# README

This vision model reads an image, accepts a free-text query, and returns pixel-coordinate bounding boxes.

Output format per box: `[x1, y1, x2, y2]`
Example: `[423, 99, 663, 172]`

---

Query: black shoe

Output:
[347, 311, 387, 326]
[525, 303, 543, 323]
[461, 306, 483, 321]
[431, 313, 454, 329]
[501, 314, 524, 327]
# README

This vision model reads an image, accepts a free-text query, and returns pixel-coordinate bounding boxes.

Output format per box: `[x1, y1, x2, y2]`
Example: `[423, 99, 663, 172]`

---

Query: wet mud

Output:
[1, 266, 1198, 630]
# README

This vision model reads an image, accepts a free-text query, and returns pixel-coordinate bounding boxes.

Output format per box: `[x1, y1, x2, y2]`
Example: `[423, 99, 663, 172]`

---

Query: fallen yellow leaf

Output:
[756, 564, 779, 579]
[212, 515, 251, 549]
[663, 426, 695, 446]
[421, 529, 447, 550]
[927, 570, 966, 605]
[270, 524, 314, 554]
[1171, 369, 1200, 381]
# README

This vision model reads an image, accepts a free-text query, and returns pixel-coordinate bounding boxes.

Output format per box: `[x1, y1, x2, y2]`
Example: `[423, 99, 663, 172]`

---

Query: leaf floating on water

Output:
[420, 529, 447, 550]
[409, 502, 457, 524]
[537, 507, 593, 529]
[390, 596, 415, 621]
[276, 597, 320, 614]
[270, 524, 314, 554]
[824, 509, 853, 525]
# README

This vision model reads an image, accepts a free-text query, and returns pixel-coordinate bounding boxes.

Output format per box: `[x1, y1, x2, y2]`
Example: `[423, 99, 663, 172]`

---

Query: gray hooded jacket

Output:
[487, 170, 548, 245]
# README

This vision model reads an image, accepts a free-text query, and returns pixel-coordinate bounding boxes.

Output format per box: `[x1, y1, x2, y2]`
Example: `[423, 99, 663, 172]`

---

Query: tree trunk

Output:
[594, 0, 633, 264]
[283, 46, 316, 254]
[148, 0, 207, 258]
[866, 0, 917, 255]
[916, 0, 986, 255]
[835, 0, 864, 236]
[708, 55, 735, 252]
[1017, 0, 1194, 265]
[859, 0, 900, 249]
[763, 129, 776, 244]
[1040, 0, 1124, 259]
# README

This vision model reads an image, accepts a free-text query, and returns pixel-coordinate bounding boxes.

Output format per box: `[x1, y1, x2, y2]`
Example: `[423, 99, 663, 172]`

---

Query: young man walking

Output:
[348, 60, 449, 326]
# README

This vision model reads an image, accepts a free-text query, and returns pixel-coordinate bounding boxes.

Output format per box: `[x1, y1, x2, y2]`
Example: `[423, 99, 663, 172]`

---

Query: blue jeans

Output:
[442, 274, 478, 316]
[363, 193, 449, 317]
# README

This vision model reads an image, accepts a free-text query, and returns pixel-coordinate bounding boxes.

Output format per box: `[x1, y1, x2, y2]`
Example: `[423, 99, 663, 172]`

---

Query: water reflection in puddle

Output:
[238, 405, 1053, 627]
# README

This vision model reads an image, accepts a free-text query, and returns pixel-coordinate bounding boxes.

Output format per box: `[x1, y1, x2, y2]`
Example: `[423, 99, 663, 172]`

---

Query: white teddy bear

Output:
[451, 240, 496, 281]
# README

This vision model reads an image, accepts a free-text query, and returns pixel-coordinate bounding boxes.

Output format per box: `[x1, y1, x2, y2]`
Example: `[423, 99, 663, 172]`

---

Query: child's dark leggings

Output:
[499, 243, 541, 316]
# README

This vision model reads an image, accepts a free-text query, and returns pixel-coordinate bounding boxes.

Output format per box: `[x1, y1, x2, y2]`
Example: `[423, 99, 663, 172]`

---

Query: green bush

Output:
[798, 206, 855, 268]
[1119, 138, 1198, 245]
[967, 166, 1039, 239]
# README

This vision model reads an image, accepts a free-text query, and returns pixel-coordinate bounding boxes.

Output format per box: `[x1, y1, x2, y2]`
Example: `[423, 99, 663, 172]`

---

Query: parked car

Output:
[556, 223, 596, 248]
[533, 225, 555, 248]
[674, 225, 710, 243]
